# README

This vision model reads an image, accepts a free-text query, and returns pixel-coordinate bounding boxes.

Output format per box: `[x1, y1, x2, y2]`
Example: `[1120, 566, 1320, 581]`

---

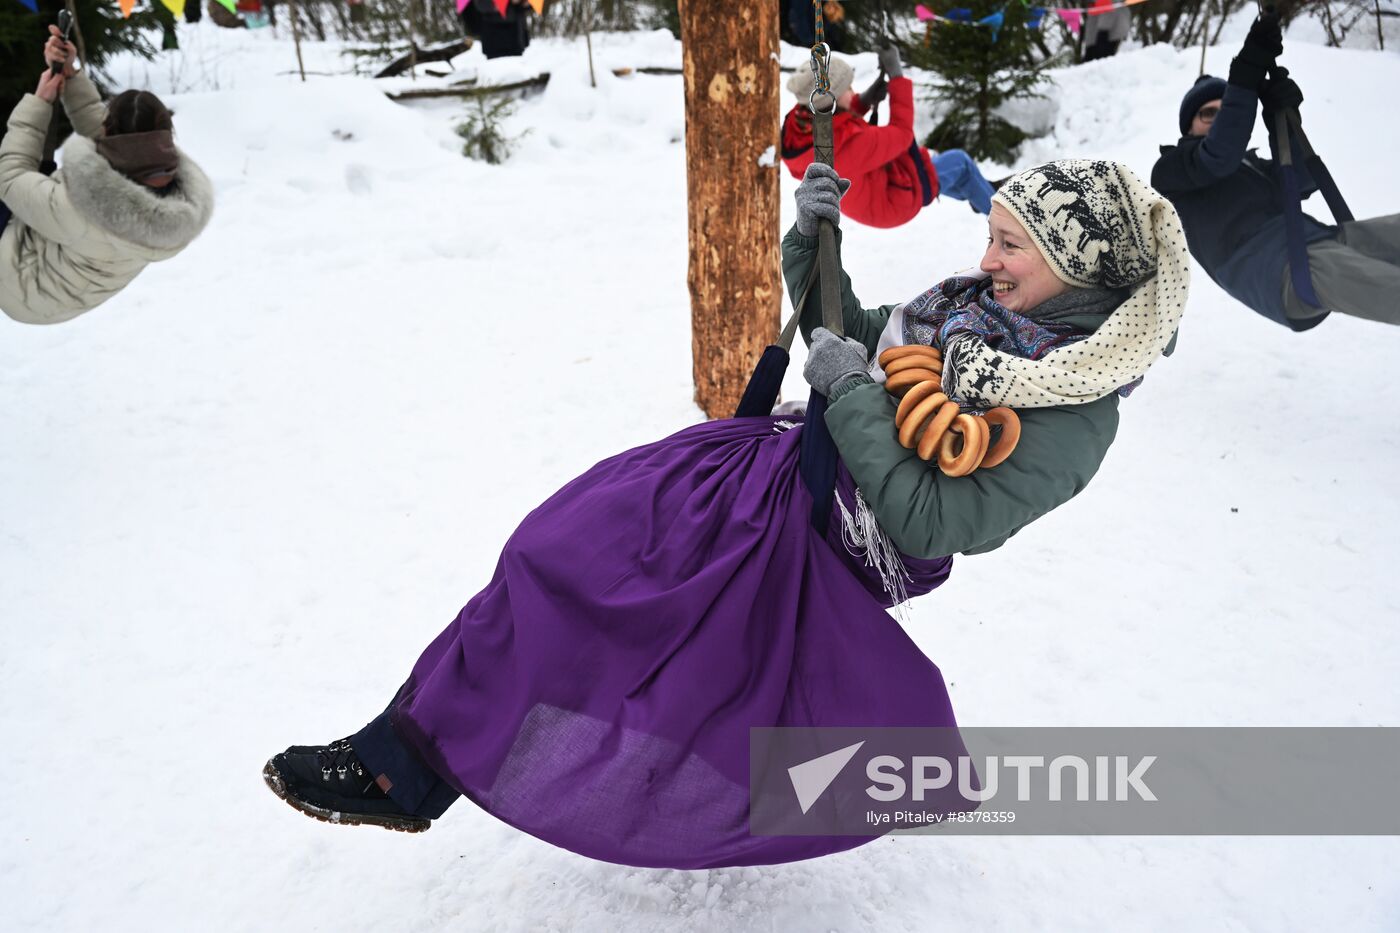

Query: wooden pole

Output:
[406, 0, 421, 82]
[677, 0, 781, 420]
[287, 0, 307, 82]
[1198, 0, 1211, 77]
[585, 4, 597, 90]
[1378, 0, 1386, 51]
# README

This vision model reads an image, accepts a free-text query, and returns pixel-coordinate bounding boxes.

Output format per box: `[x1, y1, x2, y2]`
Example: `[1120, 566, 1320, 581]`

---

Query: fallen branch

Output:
[374, 40, 472, 79]
[386, 64, 799, 103]
[386, 73, 551, 101]
[611, 66, 798, 76]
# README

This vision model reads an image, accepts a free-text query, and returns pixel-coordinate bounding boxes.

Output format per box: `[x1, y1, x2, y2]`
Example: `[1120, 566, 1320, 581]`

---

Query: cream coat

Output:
[0, 72, 214, 325]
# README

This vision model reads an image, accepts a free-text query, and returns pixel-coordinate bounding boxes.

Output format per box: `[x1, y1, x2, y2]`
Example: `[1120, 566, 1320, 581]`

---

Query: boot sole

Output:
[262, 758, 431, 834]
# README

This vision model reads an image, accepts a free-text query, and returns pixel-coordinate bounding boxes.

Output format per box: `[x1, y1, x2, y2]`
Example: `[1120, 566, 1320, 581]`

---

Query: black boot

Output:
[263, 738, 431, 833]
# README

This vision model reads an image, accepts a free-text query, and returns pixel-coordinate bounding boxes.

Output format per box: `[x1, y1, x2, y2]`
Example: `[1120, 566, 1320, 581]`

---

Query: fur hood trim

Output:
[60, 134, 214, 253]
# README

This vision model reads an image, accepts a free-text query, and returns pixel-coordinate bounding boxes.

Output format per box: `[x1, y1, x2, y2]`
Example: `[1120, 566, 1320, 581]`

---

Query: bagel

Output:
[878, 345, 943, 368]
[938, 415, 986, 477]
[979, 407, 1021, 469]
[883, 354, 944, 378]
[884, 368, 941, 395]
[897, 391, 949, 448]
[969, 414, 990, 466]
[894, 381, 943, 428]
[915, 401, 961, 461]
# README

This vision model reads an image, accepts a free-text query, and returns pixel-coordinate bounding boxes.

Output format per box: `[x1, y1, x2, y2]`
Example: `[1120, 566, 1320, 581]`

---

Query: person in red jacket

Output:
[781, 49, 997, 227]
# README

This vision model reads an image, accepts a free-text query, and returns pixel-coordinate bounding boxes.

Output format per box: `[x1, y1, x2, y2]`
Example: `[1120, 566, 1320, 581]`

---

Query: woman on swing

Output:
[264, 157, 1188, 869]
[0, 28, 213, 326]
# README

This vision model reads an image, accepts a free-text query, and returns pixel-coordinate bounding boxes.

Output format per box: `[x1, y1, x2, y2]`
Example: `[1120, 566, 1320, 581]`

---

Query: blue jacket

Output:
[1151, 83, 1335, 331]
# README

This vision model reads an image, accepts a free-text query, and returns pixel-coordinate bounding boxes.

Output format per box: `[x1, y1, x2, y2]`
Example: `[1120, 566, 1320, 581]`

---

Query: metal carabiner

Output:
[808, 42, 836, 115]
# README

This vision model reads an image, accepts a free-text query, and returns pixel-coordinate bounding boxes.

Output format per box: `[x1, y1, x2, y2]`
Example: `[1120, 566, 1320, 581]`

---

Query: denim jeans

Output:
[931, 149, 995, 215]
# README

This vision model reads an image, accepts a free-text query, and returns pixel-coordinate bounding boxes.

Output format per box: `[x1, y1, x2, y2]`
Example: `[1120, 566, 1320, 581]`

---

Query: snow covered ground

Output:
[3, 18, 1399, 933]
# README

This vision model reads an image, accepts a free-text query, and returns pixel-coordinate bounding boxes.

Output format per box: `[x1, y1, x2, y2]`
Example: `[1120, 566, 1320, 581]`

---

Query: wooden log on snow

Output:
[385, 74, 551, 101]
[611, 66, 799, 77]
[374, 40, 473, 79]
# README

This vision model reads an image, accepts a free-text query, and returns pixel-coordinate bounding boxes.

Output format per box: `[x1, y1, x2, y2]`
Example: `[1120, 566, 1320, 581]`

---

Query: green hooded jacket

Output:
[781, 226, 1122, 559]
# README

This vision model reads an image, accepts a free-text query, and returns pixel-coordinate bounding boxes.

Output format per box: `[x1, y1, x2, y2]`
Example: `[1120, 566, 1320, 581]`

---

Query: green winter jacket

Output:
[781, 226, 1121, 559]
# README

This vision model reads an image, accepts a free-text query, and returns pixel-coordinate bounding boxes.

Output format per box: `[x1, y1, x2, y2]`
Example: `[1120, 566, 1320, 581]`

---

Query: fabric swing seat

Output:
[388, 413, 960, 869]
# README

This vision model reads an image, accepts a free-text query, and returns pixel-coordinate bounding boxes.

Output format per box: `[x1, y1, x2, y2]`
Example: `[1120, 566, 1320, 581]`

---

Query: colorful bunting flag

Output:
[525, 0, 543, 13]
[978, 9, 1004, 40]
[17, 0, 39, 11]
[917, 0, 1148, 25]
[119, 0, 136, 17]
[160, 0, 186, 16]
[216, 0, 237, 11]
[455, 0, 515, 18]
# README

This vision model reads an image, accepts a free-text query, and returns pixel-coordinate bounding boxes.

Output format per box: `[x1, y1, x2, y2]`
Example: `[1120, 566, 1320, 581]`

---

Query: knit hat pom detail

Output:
[786, 56, 856, 106]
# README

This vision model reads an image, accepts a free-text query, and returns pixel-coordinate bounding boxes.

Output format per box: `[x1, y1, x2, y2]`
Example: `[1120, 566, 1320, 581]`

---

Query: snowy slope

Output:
[2, 21, 1399, 933]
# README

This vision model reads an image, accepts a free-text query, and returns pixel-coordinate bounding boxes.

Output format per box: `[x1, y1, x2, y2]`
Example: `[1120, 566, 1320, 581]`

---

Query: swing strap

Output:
[43, 10, 77, 169]
[1271, 104, 1353, 311]
[807, 45, 844, 339]
[1272, 108, 1322, 309]
[801, 6, 846, 535]
[1280, 108, 1353, 224]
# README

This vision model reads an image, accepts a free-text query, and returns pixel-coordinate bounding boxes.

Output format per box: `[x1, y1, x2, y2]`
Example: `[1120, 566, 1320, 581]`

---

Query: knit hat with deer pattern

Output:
[934, 159, 1190, 409]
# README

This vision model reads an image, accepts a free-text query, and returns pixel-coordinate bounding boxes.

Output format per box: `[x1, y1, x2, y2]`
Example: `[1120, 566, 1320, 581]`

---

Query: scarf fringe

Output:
[774, 418, 912, 615]
[835, 487, 913, 617]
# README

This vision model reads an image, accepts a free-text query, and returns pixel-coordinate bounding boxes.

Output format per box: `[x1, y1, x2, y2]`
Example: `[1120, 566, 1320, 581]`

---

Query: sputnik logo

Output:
[788, 741, 865, 814]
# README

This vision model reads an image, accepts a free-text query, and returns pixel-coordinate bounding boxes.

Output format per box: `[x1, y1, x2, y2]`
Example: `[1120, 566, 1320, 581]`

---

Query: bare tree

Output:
[1293, 0, 1388, 45]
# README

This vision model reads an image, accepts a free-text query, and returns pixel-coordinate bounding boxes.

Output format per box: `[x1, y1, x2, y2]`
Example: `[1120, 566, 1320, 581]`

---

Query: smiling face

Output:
[980, 203, 1072, 312]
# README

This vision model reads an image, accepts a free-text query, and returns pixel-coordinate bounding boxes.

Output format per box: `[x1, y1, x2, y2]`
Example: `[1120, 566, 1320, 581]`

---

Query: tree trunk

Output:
[677, 0, 781, 420]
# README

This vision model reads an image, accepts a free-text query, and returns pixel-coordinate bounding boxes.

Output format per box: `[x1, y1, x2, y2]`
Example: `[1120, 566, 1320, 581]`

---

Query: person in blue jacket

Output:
[1151, 12, 1400, 331]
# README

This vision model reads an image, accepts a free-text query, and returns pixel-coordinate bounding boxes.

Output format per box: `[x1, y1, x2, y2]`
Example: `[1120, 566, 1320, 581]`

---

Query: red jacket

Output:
[781, 77, 939, 229]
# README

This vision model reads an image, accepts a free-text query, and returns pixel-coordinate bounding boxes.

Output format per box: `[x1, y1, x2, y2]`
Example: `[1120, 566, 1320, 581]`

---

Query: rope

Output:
[808, 1, 835, 113]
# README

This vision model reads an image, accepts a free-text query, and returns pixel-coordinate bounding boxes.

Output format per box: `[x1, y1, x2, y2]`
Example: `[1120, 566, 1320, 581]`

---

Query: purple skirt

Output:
[391, 415, 960, 868]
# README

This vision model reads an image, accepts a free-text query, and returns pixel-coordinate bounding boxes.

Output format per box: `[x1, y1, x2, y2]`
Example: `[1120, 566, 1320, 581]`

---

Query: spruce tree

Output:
[1, 0, 158, 123]
[905, 0, 1056, 164]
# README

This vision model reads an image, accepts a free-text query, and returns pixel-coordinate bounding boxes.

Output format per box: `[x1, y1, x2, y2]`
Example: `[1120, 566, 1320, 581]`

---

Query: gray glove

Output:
[794, 163, 851, 237]
[859, 75, 889, 110]
[804, 327, 870, 398]
[878, 47, 903, 80]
